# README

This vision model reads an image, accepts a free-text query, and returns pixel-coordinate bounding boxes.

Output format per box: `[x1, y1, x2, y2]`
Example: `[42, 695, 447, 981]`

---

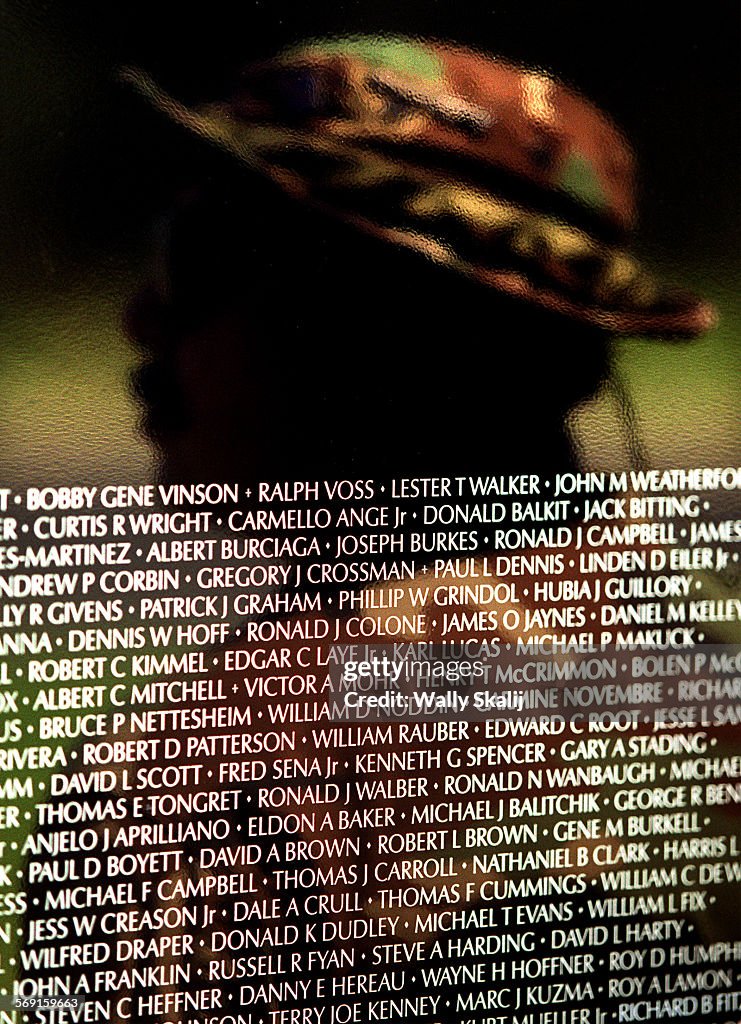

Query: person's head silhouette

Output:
[123, 35, 714, 488]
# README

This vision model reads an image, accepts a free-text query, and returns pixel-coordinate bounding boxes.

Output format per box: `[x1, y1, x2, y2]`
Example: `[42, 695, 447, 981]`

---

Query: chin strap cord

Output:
[608, 362, 650, 474]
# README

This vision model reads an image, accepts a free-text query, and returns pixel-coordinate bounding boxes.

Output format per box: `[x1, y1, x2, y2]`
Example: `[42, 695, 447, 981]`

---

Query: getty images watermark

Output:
[324, 642, 741, 724]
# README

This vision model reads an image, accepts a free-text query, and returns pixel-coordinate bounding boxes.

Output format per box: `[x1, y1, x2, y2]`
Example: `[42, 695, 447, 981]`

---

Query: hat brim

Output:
[122, 67, 717, 339]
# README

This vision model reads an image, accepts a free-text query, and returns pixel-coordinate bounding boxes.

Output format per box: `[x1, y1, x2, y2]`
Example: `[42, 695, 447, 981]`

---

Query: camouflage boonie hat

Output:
[123, 35, 716, 336]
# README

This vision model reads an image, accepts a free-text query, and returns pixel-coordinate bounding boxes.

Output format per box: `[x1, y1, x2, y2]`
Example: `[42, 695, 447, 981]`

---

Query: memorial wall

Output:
[1, 5, 739, 1024]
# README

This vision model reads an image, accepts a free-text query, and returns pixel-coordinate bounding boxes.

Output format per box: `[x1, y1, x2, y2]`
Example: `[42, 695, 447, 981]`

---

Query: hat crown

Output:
[237, 34, 638, 236]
